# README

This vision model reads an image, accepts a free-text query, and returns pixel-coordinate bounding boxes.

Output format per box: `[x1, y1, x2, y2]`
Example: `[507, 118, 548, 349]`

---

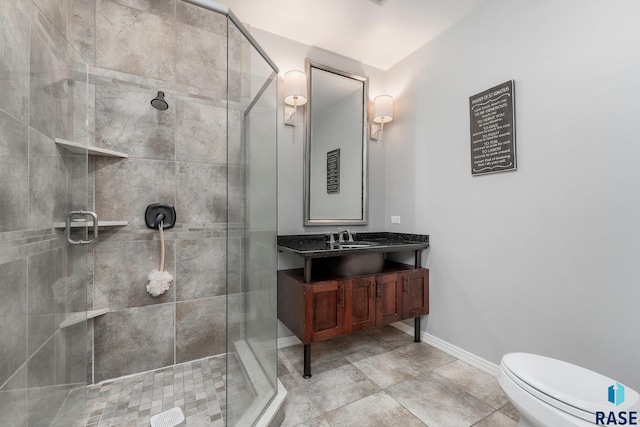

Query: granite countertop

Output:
[277, 232, 429, 258]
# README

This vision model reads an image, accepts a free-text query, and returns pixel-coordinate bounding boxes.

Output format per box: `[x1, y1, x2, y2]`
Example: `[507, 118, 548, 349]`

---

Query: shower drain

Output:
[149, 407, 185, 427]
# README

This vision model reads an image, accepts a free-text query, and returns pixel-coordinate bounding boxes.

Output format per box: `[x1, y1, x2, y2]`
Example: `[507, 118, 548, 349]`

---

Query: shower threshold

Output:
[230, 340, 286, 427]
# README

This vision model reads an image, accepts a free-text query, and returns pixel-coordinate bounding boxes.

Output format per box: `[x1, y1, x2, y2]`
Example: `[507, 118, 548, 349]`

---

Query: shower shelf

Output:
[53, 220, 129, 229]
[60, 308, 110, 329]
[55, 138, 128, 158]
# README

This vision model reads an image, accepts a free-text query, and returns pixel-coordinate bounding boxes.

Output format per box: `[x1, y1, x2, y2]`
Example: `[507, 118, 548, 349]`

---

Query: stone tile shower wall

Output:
[0, 0, 90, 425]
[83, 0, 251, 383]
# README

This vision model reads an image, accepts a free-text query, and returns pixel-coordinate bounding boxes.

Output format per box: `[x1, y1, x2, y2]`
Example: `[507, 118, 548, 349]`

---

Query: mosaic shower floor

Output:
[75, 354, 254, 427]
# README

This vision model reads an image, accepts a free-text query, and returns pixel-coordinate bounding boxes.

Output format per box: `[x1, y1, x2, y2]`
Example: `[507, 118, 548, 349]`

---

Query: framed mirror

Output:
[304, 60, 369, 226]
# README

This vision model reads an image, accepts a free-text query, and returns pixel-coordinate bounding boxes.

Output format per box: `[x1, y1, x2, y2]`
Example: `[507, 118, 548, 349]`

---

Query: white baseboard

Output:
[276, 324, 499, 378]
[390, 322, 500, 377]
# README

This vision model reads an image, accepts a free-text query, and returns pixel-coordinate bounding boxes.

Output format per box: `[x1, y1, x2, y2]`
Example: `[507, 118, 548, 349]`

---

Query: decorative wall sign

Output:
[469, 80, 516, 175]
[326, 148, 340, 194]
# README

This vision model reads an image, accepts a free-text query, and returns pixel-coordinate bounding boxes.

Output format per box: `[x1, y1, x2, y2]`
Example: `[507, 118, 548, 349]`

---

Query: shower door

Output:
[226, 16, 279, 426]
[0, 2, 90, 422]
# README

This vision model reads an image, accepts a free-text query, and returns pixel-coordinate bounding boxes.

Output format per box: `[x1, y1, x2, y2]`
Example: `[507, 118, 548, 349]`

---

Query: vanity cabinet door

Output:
[345, 277, 376, 333]
[306, 280, 346, 342]
[401, 269, 429, 319]
[376, 273, 403, 326]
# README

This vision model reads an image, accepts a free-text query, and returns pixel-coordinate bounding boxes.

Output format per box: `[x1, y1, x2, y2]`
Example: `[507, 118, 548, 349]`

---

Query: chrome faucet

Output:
[338, 229, 354, 243]
[325, 232, 336, 245]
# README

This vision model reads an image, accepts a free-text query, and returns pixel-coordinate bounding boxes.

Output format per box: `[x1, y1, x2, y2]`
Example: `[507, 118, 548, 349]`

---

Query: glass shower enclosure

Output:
[225, 5, 280, 426]
[0, 0, 279, 425]
[0, 0, 91, 424]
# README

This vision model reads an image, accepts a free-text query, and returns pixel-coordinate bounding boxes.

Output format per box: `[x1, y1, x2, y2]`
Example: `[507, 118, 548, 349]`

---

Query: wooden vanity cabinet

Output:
[306, 279, 345, 342]
[401, 268, 430, 319]
[345, 276, 375, 333]
[346, 269, 429, 331]
[375, 273, 403, 327]
[278, 263, 429, 377]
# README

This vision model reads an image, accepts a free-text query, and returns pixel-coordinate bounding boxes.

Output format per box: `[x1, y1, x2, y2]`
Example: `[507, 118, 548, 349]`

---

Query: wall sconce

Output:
[371, 95, 394, 141]
[284, 70, 307, 126]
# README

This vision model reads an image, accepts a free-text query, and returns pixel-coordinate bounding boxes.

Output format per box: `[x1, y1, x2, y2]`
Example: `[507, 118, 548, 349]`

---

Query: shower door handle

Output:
[65, 210, 99, 245]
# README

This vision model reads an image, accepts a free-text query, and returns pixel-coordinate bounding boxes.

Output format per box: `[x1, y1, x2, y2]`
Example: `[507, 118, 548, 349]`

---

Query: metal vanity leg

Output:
[304, 258, 312, 284]
[414, 317, 421, 343]
[303, 343, 312, 378]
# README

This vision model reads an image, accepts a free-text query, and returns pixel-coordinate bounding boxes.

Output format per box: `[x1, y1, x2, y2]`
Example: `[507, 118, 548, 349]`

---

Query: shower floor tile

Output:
[75, 354, 254, 427]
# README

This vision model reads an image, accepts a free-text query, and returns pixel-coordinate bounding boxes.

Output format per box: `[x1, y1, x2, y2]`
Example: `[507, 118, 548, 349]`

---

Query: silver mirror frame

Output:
[303, 59, 369, 226]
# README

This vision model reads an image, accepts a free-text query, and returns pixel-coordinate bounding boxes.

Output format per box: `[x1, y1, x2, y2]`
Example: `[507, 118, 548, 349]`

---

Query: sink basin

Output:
[312, 250, 384, 280]
[336, 241, 380, 249]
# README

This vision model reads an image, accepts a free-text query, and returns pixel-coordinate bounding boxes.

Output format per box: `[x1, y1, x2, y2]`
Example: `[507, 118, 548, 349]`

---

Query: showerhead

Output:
[151, 91, 169, 110]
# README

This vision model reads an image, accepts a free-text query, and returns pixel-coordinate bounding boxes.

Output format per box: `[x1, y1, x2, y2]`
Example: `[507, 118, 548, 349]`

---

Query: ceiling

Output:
[223, 0, 493, 70]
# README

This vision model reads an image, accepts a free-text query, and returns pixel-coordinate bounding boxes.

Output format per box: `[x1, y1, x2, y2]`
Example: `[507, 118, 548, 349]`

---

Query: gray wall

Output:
[252, 28, 388, 236]
[249, 29, 388, 339]
[260, 2, 640, 390]
[251, 28, 387, 271]
[83, 0, 250, 383]
[385, 0, 640, 387]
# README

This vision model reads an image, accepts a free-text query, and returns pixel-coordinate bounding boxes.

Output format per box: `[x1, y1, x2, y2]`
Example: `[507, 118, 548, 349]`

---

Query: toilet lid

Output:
[502, 353, 640, 421]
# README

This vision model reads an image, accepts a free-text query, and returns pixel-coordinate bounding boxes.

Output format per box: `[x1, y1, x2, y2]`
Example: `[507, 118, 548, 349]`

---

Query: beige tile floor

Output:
[277, 326, 520, 427]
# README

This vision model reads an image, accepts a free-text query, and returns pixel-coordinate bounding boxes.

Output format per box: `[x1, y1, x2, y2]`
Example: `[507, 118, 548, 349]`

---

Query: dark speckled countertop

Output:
[277, 232, 429, 258]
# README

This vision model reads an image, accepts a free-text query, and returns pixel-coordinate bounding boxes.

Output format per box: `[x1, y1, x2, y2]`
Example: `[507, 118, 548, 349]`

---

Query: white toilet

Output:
[498, 352, 640, 427]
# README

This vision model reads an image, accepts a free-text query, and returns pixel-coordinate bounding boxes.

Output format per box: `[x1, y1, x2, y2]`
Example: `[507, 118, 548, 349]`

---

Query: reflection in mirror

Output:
[304, 60, 369, 226]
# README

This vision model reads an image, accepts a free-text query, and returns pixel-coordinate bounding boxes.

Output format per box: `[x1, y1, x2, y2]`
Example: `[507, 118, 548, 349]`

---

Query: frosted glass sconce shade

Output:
[284, 70, 307, 126]
[371, 95, 394, 140]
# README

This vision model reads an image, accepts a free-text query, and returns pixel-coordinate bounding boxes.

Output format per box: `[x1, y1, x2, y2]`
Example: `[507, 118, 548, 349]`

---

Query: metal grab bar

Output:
[65, 210, 98, 245]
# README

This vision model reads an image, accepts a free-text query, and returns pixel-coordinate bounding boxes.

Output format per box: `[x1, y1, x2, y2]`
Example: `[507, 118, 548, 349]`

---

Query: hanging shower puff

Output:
[147, 220, 174, 297]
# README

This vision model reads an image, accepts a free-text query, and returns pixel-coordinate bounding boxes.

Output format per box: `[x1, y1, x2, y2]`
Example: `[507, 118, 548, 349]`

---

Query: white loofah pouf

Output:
[146, 269, 174, 297]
